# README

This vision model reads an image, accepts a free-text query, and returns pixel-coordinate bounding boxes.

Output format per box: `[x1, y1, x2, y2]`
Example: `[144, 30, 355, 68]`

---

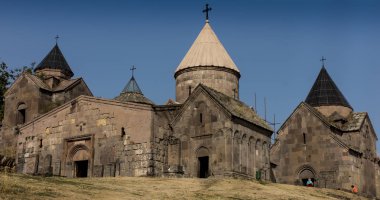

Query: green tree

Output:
[0, 62, 35, 120]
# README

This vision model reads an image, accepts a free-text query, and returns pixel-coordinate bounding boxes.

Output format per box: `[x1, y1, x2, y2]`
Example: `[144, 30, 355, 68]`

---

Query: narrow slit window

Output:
[200, 113, 203, 124]
[188, 86, 192, 96]
[121, 127, 126, 137]
[303, 133, 306, 144]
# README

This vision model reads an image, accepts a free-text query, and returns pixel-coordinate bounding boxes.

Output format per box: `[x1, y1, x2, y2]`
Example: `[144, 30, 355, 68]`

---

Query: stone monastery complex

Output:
[0, 4, 379, 199]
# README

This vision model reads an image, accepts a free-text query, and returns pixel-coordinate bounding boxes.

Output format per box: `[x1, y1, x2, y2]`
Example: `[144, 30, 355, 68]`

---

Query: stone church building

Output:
[0, 16, 273, 180]
[270, 64, 380, 197]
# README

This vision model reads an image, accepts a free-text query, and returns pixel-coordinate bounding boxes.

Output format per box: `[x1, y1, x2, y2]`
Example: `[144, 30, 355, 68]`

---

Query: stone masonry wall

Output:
[17, 96, 154, 177]
[175, 67, 239, 103]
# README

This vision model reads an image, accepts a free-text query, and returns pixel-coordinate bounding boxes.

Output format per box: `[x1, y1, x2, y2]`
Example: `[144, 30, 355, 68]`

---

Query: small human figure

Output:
[306, 178, 313, 187]
[351, 185, 358, 194]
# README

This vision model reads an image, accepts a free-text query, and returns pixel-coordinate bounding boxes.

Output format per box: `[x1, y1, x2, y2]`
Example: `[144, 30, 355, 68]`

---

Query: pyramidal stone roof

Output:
[115, 76, 154, 105]
[175, 21, 240, 73]
[34, 44, 74, 77]
[122, 76, 142, 94]
[305, 66, 352, 109]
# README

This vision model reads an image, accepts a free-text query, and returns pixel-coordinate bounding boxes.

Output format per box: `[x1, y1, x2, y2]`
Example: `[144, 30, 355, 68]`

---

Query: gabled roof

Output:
[276, 101, 376, 146]
[172, 84, 272, 132]
[201, 85, 272, 131]
[114, 76, 154, 105]
[34, 44, 74, 77]
[4, 72, 91, 96]
[175, 22, 240, 73]
[305, 66, 352, 109]
[273, 102, 372, 156]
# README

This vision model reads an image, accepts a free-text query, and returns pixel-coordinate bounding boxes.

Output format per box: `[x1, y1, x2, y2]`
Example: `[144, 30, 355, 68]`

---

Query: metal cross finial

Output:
[320, 56, 327, 66]
[55, 35, 59, 44]
[130, 65, 136, 77]
[203, 4, 212, 21]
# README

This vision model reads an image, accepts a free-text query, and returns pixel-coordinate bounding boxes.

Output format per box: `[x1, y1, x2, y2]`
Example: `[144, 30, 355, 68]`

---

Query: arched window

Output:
[17, 103, 27, 124]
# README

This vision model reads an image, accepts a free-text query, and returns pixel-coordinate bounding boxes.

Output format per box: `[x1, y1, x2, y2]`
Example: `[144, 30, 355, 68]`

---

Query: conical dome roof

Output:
[305, 66, 352, 109]
[175, 22, 239, 74]
[34, 44, 74, 77]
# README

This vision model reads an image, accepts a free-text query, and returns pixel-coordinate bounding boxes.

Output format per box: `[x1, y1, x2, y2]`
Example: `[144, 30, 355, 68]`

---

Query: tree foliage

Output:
[0, 62, 35, 120]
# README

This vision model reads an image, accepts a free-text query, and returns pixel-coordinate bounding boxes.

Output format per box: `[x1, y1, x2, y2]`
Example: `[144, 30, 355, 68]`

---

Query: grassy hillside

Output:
[0, 172, 367, 200]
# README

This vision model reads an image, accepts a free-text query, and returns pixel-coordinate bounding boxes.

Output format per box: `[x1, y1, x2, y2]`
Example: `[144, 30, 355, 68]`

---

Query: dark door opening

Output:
[198, 156, 209, 178]
[301, 178, 315, 186]
[75, 160, 88, 177]
[18, 109, 26, 124]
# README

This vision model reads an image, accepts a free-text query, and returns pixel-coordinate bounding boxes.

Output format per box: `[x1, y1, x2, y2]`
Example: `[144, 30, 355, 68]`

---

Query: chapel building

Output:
[270, 63, 380, 198]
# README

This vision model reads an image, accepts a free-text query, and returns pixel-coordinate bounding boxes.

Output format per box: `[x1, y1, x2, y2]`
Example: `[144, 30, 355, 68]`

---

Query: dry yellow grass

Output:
[0, 172, 368, 200]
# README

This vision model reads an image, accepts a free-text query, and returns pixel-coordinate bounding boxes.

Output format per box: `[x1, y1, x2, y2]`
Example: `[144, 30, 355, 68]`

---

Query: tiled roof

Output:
[305, 67, 352, 109]
[114, 76, 154, 105]
[115, 92, 154, 105]
[34, 44, 74, 77]
[53, 78, 81, 91]
[121, 76, 142, 94]
[340, 112, 367, 132]
[25, 73, 81, 92]
[175, 22, 240, 73]
[302, 102, 366, 132]
[25, 73, 50, 91]
[201, 85, 272, 131]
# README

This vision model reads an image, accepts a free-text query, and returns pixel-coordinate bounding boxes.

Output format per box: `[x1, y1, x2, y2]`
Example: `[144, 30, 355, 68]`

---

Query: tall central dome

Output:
[174, 16, 241, 103]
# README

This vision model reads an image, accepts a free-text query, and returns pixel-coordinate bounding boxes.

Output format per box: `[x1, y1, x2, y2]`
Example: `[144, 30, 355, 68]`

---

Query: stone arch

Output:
[249, 136, 255, 175]
[262, 142, 269, 164]
[255, 139, 262, 171]
[67, 144, 91, 178]
[224, 128, 233, 171]
[196, 146, 210, 178]
[213, 129, 225, 174]
[68, 144, 90, 162]
[297, 165, 317, 186]
[233, 131, 240, 171]
[241, 134, 248, 173]
[17, 102, 27, 124]
[262, 142, 269, 180]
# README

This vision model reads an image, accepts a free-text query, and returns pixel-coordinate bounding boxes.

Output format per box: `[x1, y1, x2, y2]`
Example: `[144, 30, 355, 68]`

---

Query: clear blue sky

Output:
[1, 0, 379, 151]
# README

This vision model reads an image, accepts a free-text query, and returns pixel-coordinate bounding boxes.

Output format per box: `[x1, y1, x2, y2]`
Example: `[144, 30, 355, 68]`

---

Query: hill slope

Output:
[0, 173, 367, 200]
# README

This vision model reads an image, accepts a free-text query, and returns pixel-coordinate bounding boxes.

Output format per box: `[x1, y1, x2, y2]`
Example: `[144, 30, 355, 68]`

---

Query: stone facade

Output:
[0, 19, 273, 180]
[13, 85, 272, 179]
[0, 72, 92, 157]
[271, 66, 379, 198]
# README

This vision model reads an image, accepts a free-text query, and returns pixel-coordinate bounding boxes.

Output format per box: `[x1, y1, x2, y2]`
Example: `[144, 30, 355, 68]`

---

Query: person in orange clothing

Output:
[351, 185, 358, 194]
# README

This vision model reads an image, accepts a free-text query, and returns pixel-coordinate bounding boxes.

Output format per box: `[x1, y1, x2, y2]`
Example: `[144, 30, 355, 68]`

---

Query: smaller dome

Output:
[115, 76, 154, 105]
[34, 44, 74, 78]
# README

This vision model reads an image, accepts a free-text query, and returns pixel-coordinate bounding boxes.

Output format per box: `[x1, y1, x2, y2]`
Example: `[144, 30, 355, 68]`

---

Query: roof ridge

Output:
[200, 84, 272, 131]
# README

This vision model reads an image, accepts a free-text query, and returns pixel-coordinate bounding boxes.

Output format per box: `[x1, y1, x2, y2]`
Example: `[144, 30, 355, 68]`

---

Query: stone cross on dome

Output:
[320, 56, 326, 67]
[55, 35, 59, 44]
[130, 65, 136, 77]
[203, 4, 212, 22]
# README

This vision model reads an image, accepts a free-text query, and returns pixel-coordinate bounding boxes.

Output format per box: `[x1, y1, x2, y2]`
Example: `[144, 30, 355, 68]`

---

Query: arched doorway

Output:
[17, 103, 27, 124]
[69, 144, 90, 178]
[196, 147, 209, 178]
[299, 167, 316, 186]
